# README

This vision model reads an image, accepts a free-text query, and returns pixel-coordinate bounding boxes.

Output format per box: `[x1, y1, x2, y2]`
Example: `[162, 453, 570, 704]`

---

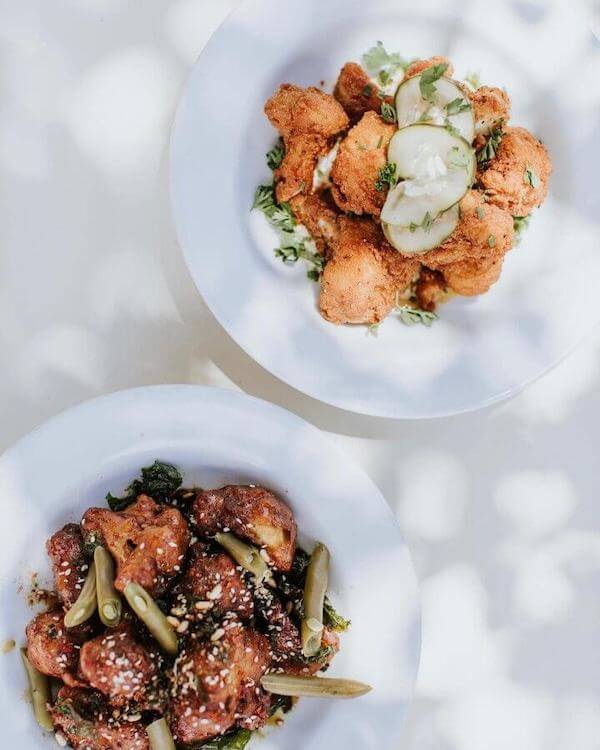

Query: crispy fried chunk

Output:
[46, 524, 90, 610]
[333, 62, 391, 122]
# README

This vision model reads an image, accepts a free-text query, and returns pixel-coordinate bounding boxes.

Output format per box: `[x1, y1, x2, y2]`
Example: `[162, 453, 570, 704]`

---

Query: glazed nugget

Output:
[192, 485, 297, 571]
[26, 610, 88, 686]
[405, 56, 454, 78]
[415, 268, 447, 311]
[289, 192, 339, 253]
[319, 217, 419, 325]
[265, 84, 349, 202]
[334, 62, 391, 122]
[330, 111, 396, 216]
[442, 256, 504, 296]
[478, 126, 551, 216]
[470, 86, 511, 136]
[422, 190, 514, 269]
[47, 524, 90, 610]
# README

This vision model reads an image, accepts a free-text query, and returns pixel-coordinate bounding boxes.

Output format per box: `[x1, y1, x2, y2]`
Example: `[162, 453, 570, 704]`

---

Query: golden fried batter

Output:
[333, 62, 391, 122]
[470, 86, 511, 135]
[319, 216, 419, 325]
[422, 190, 514, 269]
[478, 126, 551, 216]
[265, 84, 349, 202]
[330, 111, 396, 216]
[405, 56, 454, 78]
[415, 268, 447, 311]
[289, 192, 339, 253]
[442, 256, 504, 296]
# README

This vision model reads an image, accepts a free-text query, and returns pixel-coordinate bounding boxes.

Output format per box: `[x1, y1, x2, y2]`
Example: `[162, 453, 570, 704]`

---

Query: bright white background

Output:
[2, 1, 600, 748]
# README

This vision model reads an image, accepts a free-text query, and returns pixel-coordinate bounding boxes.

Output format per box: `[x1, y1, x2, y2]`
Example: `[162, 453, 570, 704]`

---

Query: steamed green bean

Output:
[301, 542, 329, 657]
[123, 581, 178, 655]
[215, 532, 273, 584]
[64, 562, 97, 629]
[146, 717, 176, 750]
[21, 649, 54, 731]
[261, 673, 371, 699]
[94, 546, 122, 627]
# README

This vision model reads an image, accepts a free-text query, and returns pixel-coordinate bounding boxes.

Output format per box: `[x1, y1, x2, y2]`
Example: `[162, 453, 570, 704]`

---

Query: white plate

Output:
[0, 385, 420, 750]
[170, 0, 600, 419]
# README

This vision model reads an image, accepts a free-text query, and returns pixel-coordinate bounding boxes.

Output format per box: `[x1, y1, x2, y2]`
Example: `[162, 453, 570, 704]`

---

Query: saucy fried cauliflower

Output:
[47, 524, 89, 610]
[289, 192, 340, 253]
[26, 610, 87, 686]
[50, 687, 149, 750]
[168, 618, 271, 744]
[265, 84, 349, 202]
[79, 623, 164, 710]
[82, 495, 190, 597]
[177, 542, 254, 620]
[330, 111, 396, 216]
[405, 56, 454, 78]
[319, 217, 419, 325]
[333, 62, 391, 122]
[192, 485, 297, 571]
[478, 125, 552, 216]
[470, 86, 511, 136]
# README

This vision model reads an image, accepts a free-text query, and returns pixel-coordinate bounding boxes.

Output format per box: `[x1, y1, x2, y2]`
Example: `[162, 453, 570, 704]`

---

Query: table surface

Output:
[2, 2, 600, 748]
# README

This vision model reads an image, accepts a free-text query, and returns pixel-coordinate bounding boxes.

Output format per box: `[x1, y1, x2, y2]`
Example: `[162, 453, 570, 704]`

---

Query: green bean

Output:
[94, 546, 122, 627]
[64, 562, 97, 629]
[215, 531, 274, 585]
[261, 673, 372, 699]
[20, 648, 54, 731]
[301, 542, 329, 657]
[146, 717, 176, 750]
[123, 582, 178, 655]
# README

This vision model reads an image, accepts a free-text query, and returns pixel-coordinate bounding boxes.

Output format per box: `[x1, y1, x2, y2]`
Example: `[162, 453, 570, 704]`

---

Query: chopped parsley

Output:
[375, 161, 398, 192]
[513, 215, 531, 242]
[419, 63, 449, 104]
[253, 184, 324, 281]
[409, 212, 434, 233]
[445, 97, 471, 115]
[380, 101, 397, 123]
[524, 167, 541, 188]
[477, 124, 503, 168]
[397, 305, 438, 327]
[266, 141, 285, 170]
[362, 41, 413, 78]
[464, 71, 481, 90]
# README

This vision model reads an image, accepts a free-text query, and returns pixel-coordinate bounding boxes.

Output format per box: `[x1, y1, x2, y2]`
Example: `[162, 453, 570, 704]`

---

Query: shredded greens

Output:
[106, 460, 182, 511]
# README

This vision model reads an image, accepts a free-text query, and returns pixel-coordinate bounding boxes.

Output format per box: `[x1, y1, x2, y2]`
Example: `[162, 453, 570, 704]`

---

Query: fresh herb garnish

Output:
[513, 215, 530, 242]
[362, 83, 373, 98]
[268, 695, 293, 717]
[477, 124, 503, 168]
[362, 41, 412, 78]
[488, 234, 496, 248]
[397, 305, 438, 327]
[253, 185, 296, 232]
[409, 212, 434, 233]
[419, 63, 449, 104]
[199, 729, 253, 750]
[464, 71, 481, 90]
[524, 167, 541, 188]
[274, 236, 325, 280]
[106, 460, 183, 511]
[380, 101, 397, 123]
[367, 323, 380, 337]
[323, 598, 351, 631]
[476, 206, 486, 220]
[266, 140, 285, 170]
[375, 161, 398, 191]
[376, 135, 383, 149]
[379, 69, 392, 86]
[445, 97, 471, 115]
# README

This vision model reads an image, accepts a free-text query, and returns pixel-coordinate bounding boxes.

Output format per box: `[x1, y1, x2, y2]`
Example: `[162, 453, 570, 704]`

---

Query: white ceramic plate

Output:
[170, 0, 600, 418]
[0, 385, 420, 750]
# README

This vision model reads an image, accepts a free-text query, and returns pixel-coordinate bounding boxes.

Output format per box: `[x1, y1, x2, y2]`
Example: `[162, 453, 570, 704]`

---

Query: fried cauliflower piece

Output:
[26, 610, 88, 686]
[47, 523, 90, 610]
[168, 619, 271, 744]
[289, 192, 340, 253]
[405, 56, 454, 78]
[50, 687, 149, 750]
[442, 256, 504, 296]
[330, 111, 396, 216]
[265, 84, 349, 202]
[478, 126, 551, 216]
[415, 268, 447, 311]
[319, 217, 419, 325]
[253, 584, 302, 663]
[333, 62, 391, 122]
[177, 542, 254, 620]
[82, 495, 190, 597]
[192, 485, 297, 571]
[79, 624, 163, 710]
[422, 190, 514, 269]
[470, 86, 511, 136]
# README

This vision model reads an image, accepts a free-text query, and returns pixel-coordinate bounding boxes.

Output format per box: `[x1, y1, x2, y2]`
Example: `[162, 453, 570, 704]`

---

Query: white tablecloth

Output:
[2, 2, 600, 747]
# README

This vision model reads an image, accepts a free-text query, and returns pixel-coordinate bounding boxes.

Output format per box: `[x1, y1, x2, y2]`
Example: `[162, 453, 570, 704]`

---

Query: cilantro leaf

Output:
[445, 97, 471, 115]
[476, 124, 503, 168]
[380, 101, 397, 123]
[362, 41, 412, 77]
[375, 162, 398, 191]
[266, 141, 285, 170]
[419, 63, 449, 104]
[524, 167, 541, 188]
